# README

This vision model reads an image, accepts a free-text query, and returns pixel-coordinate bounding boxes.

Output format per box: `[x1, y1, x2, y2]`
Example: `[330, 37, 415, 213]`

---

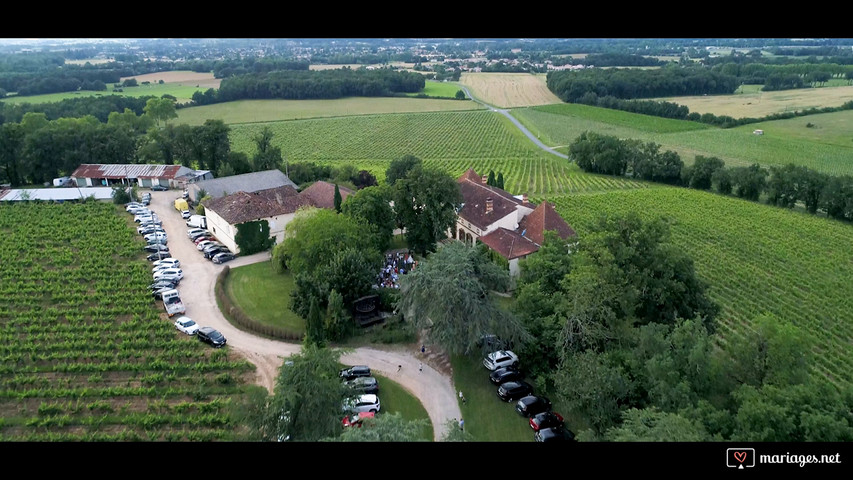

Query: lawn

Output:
[225, 262, 304, 334]
[372, 372, 433, 441]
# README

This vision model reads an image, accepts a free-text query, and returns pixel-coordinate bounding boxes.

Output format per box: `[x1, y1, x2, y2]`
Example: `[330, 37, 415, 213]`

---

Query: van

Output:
[174, 198, 189, 212]
[186, 215, 207, 229]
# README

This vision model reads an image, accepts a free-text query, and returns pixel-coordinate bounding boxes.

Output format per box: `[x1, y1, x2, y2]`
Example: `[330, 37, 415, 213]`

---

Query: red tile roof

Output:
[298, 181, 353, 209]
[204, 181, 353, 225]
[71, 164, 191, 180]
[456, 170, 534, 230]
[518, 201, 576, 245]
[478, 228, 539, 260]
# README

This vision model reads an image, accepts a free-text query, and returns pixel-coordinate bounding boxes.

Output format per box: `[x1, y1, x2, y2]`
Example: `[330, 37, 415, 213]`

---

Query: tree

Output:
[712, 167, 733, 195]
[725, 313, 812, 388]
[496, 172, 505, 190]
[235, 220, 274, 255]
[487, 170, 496, 187]
[341, 185, 395, 252]
[251, 126, 282, 172]
[304, 296, 326, 347]
[392, 165, 462, 255]
[239, 344, 351, 442]
[111, 185, 131, 204]
[333, 412, 429, 442]
[384, 154, 422, 186]
[352, 170, 378, 189]
[324, 290, 350, 342]
[397, 240, 529, 355]
[455, 89, 466, 100]
[604, 408, 712, 442]
[440, 417, 475, 441]
[143, 97, 177, 128]
[730, 163, 768, 201]
[333, 184, 342, 213]
[197, 119, 231, 174]
[0, 123, 24, 186]
[687, 155, 725, 190]
[319, 247, 383, 306]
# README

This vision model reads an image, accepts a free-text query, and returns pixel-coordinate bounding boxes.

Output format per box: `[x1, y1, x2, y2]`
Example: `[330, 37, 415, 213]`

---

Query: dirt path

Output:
[148, 190, 461, 440]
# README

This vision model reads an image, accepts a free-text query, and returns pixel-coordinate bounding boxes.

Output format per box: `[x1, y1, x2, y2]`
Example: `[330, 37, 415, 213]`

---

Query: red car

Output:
[529, 411, 564, 431]
[342, 411, 375, 428]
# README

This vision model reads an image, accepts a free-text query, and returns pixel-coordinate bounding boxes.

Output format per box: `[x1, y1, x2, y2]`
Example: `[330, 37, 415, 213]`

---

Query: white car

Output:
[196, 240, 217, 251]
[145, 232, 168, 243]
[483, 350, 519, 371]
[187, 228, 206, 238]
[153, 268, 183, 282]
[181, 210, 191, 219]
[153, 258, 180, 268]
[342, 394, 381, 414]
[152, 263, 175, 273]
[174, 316, 200, 335]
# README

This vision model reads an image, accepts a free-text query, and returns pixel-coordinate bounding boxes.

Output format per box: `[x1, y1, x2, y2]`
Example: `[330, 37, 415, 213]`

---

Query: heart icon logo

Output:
[734, 451, 747, 463]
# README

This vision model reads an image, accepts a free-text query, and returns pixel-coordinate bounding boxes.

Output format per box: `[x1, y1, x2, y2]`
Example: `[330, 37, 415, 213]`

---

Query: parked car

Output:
[197, 326, 226, 347]
[147, 252, 171, 262]
[148, 279, 178, 291]
[151, 287, 172, 300]
[483, 350, 519, 371]
[144, 232, 168, 242]
[143, 244, 169, 254]
[138, 219, 163, 228]
[340, 365, 371, 381]
[342, 394, 380, 414]
[489, 366, 524, 385]
[138, 225, 166, 235]
[342, 411, 375, 428]
[203, 245, 229, 259]
[193, 235, 214, 245]
[181, 210, 191, 219]
[151, 185, 168, 191]
[212, 252, 236, 264]
[145, 237, 167, 246]
[529, 411, 565, 432]
[153, 268, 183, 282]
[515, 395, 552, 418]
[174, 316, 200, 335]
[534, 426, 576, 443]
[187, 228, 207, 238]
[345, 376, 379, 394]
[153, 258, 180, 268]
[196, 239, 218, 251]
[497, 380, 534, 402]
[477, 333, 510, 352]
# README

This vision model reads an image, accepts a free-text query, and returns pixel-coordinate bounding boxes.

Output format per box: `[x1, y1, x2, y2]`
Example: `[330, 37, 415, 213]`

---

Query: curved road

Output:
[149, 191, 460, 441]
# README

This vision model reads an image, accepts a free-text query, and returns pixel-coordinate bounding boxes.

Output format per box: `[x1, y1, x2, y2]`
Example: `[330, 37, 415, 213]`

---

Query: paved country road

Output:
[148, 190, 461, 440]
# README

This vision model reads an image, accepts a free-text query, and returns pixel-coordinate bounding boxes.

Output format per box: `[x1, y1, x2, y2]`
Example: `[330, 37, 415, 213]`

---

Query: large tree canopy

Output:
[391, 165, 462, 256]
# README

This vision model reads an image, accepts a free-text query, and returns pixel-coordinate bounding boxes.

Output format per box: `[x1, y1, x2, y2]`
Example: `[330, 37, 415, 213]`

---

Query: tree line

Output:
[0, 94, 154, 124]
[569, 131, 853, 222]
[192, 67, 426, 105]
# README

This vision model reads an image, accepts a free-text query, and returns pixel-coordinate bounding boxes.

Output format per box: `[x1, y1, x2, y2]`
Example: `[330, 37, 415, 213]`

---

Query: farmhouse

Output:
[187, 169, 297, 203]
[203, 181, 353, 254]
[454, 168, 576, 276]
[70, 164, 209, 189]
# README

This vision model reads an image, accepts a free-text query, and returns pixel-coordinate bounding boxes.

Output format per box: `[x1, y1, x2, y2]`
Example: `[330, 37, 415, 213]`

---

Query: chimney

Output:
[481, 175, 488, 185]
[485, 197, 493, 214]
[522, 193, 528, 203]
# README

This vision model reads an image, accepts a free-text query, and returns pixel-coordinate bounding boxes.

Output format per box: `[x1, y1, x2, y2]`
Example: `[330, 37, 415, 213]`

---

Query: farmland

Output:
[512, 103, 853, 176]
[227, 110, 649, 195]
[0, 201, 253, 441]
[544, 187, 853, 389]
[459, 72, 563, 108]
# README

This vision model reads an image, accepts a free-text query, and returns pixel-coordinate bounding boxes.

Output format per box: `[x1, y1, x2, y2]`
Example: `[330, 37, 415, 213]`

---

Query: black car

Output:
[497, 381, 534, 402]
[534, 426, 576, 443]
[345, 376, 379, 394]
[477, 333, 510, 352]
[489, 366, 523, 385]
[151, 287, 173, 300]
[340, 365, 371, 381]
[197, 327, 226, 348]
[148, 280, 177, 291]
[151, 185, 168, 191]
[530, 411, 565, 432]
[143, 244, 170, 254]
[203, 245, 228, 259]
[147, 252, 172, 262]
[515, 395, 552, 417]
[212, 252, 236, 264]
[139, 226, 166, 236]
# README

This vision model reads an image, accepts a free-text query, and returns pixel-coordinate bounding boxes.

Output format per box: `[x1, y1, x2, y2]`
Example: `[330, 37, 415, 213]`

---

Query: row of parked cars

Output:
[482, 339, 575, 443]
[129, 198, 227, 349]
[340, 365, 381, 427]
[186, 227, 236, 264]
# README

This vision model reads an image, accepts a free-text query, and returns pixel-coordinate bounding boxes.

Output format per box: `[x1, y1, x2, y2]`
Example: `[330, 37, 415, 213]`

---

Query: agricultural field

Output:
[459, 72, 563, 108]
[177, 96, 482, 126]
[228, 110, 650, 195]
[405, 80, 466, 98]
[513, 103, 853, 176]
[543, 187, 853, 389]
[0, 201, 253, 441]
[654, 84, 853, 118]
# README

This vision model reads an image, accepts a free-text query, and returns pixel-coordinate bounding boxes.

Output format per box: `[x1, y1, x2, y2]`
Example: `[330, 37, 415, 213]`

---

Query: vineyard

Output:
[543, 187, 853, 389]
[515, 104, 853, 176]
[229, 110, 649, 195]
[0, 201, 253, 441]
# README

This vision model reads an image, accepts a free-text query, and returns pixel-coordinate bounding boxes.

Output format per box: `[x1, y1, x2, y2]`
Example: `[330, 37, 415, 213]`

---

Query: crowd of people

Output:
[375, 250, 416, 289]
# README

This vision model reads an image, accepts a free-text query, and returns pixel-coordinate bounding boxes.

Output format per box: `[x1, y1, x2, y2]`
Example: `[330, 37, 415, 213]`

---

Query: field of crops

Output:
[514, 104, 853, 176]
[229, 110, 649, 195]
[543, 187, 853, 389]
[0, 201, 253, 441]
[459, 72, 563, 108]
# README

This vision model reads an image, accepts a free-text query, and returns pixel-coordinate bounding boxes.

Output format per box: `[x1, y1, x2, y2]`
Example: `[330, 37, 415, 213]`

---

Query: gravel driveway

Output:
[147, 190, 461, 440]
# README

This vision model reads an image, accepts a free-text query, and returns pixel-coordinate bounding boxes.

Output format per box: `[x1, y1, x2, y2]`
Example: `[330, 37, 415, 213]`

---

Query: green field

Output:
[229, 110, 650, 195]
[225, 262, 304, 334]
[0, 202, 252, 441]
[0, 83, 205, 105]
[514, 103, 853, 176]
[542, 187, 853, 389]
[405, 80, 465, 98]
[177, 96, 482, 126]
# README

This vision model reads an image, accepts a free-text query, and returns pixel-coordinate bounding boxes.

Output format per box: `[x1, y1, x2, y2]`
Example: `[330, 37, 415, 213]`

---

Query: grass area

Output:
[372, 372, 433, 441]
[514, 103, 853, 176]
[177, 97, 483, 126]
[545, 187, 853, 389]
[0, 83, 205, 105]
[656, 84, 853, 118]
[405, 80, 466, 98]
[225, 262, 304, 334]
